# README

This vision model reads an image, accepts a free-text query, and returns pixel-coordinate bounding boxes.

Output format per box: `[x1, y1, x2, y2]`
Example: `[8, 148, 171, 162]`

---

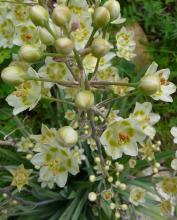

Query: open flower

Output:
[130, 102, 160, 139]
[112, 74, 134, 96]
[100, 118, 145, 159]
[83, 52, 116, 75]
[6, 68, 42, 115]
[116, 26, 136, 61]
[30, 124, 57, 150]
[38, 57, 71, 88]
[31, 143, 81, 188]
[13, 23, 39, 46]
[129, 187, 146, 206]
[10, 164, 32, 192]
[0, 19, 15, 48]
[143, 62, 176, 102]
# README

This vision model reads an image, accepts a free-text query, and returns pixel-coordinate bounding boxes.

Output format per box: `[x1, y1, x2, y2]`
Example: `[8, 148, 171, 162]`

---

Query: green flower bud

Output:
[93, 7, 110, 28]
[139, 75, 160, 95]
[104, 0, 120, 21]
[55, 37, 74, 55]
[58, 126, 78, 146]
[52, 5, 71, 27]
[1, 66, 27, 85]
[30, 5, 49, 27]
[91, 38, 111, 58]
[75, 90, 94, 109]
[39, 27, 55, 45]
[19, 45, 43, 63]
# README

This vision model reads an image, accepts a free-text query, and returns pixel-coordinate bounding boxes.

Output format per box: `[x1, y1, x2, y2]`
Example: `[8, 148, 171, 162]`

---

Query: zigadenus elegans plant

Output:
[0, 0, 177, 219]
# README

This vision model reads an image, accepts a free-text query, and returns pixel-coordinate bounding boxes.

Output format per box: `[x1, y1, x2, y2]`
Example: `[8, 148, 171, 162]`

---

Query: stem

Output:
[85, 27, 97, 48]
[44, 52, 66, 58]
[0, 140, 18, 148]
[91, 81, 138, 87]
[91, 58, 100, 80]
[97, 91, 138, 107]
[0, 0, 37, 5]
[42, 96, 75, 106]
[65, 61, 79, 81]
[87, 110, 106, 173]
[28, 77, 78, 88]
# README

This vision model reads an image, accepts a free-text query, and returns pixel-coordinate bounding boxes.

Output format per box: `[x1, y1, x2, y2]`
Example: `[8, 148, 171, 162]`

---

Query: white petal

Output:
[55, 172, 68, 187]
[171, 159, 177, 171]
[170, 127, 177, 138]
[145, 62, 158, 75]
[31, 153, 44, 166]
[123, 142, 138, 156]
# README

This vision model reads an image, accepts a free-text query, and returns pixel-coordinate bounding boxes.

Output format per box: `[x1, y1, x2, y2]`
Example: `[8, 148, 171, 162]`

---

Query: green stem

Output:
[44, 52, 64, 58]
[91, 58, 100, 80]
[28, 77, 78, 87]
[0, 0, 37, 5]
[97, 91, 138, 107]
[42, 96, 75, 106]
[90, 81, 139, 87]
[85, 27, 97, 48]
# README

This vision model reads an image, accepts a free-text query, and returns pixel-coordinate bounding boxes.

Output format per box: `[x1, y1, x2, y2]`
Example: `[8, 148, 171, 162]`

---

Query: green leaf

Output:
[71, 191, 88, 220]
[100, 199, 112, 219]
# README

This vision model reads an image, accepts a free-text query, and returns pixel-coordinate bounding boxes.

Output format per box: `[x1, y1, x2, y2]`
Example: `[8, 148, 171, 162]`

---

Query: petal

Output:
[145, 62, 158, 75]
[170, 127, 177, 137]
[31, 153, 44, 166]
[55, 172, 68, 187]
[123, 142, 138, 156]
[171, 159, 177, 171]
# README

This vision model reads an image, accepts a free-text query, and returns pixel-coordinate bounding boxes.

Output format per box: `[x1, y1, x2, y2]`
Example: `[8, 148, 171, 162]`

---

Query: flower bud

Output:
[1, 66, 27, 85]
[110, 202, 116, 210]
[94, 157, 101, 163]
[139, 75, 160, 95]
[58, 126, 78, 146]
[55, 37, 74, 55]
[89, 175, 96, 182]
[91, 38, 111, 58]
[108, 176, 113, 183]
[39, 27, 55, 45]
[121, 204, 128, 210]
[30, 5, 49, 27]
[75, 90, 94, 109]
[19, 45, 42, 63]
[93, 7, 110, 28]
[52, 5, 71, 27]
[119, 183, 126, 190]
[104, 0, 120, 21]
[88, 192, 97, 202]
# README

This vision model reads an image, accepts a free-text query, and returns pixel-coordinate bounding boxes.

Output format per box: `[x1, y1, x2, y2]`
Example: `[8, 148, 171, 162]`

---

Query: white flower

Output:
[112, 74, 135, 96]
[31, 143, 80, 188]
[72, 16, 93, 50]
[0, 19, 15, 48]
[18, 137, 34, 152]
[13, 23, 39, 46]
[10, 5, 31, 24]
[6, 68, 41, 115]
[170, 127, 177, 144]
[116, 26, 136, 61]
[129, 187, 146, 206]
[30, 124, 57, 150]
[171, 151, 177, 171]
[130, 102, 160, 139]
[144, 62, 176, 102]
[100, 118, 145, 159]
[38, 57, 71, 88]
[83, 52, 116, 75]
[97, 66, 117, 81]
